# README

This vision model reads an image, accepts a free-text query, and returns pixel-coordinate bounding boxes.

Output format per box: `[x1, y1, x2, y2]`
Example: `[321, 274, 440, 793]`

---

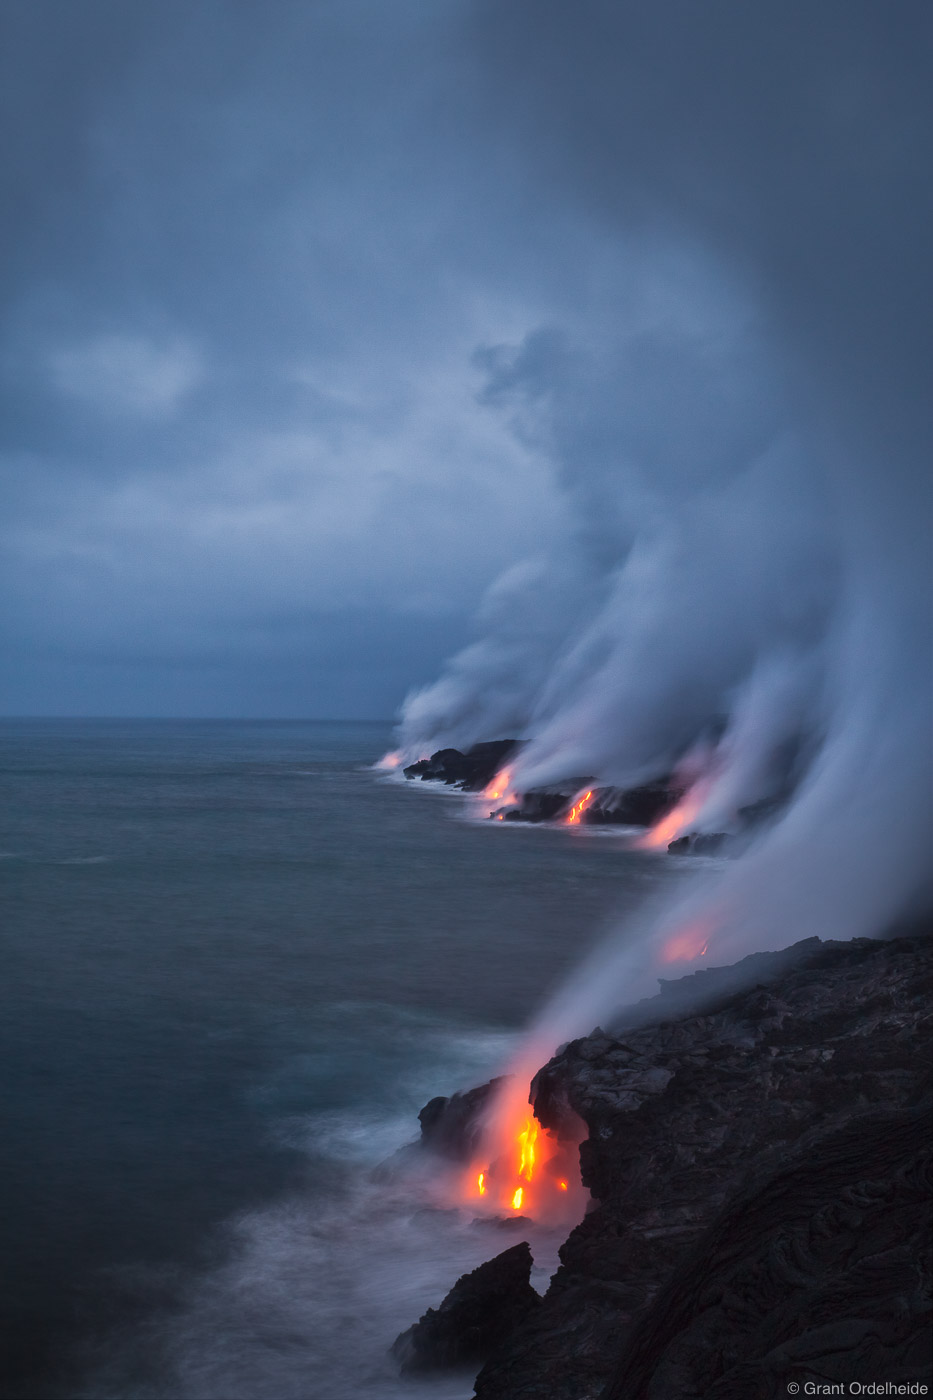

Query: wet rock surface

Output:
[391, 1241, 541, 1374]
[401, 933, 933, 1398]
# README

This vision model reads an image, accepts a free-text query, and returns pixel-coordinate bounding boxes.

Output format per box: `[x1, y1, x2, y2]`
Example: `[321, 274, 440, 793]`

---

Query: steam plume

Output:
[398, 1, 932, 1037]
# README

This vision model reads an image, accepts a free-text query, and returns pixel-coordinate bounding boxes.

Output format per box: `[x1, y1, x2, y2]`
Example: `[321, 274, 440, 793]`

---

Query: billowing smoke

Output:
[397, 0, 932, 1017]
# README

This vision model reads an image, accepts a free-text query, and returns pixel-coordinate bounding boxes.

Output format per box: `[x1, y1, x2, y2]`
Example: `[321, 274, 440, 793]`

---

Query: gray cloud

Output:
[1, 0, 578, 716]
[1, 0, 929, 975]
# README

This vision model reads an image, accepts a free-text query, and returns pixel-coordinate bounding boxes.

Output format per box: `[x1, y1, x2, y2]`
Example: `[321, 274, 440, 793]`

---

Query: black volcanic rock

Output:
[499, 789, 575, 823]
[432, 933, 933, 1400]
[418, 1078, 504, 1162]
[668, 830, 728, 854]
[404, 740, 518, 790]
[460, 741, 522, 791]
[496, 779, 683, 827]
[604, 1103, 932, 1399]
[593, 781, 681, 827]
[404, 746, 472, 784]
[404, 734, 685, 828]
[391, 1241, 542, 1374]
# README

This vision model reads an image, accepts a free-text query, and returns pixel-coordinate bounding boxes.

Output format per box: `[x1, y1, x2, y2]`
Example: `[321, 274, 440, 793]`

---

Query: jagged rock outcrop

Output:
[603, 1104, 932, 1398]
[419, 1078, 504, 1162]
[404, 740, 518, 790]
[391, 1242, 542, 1374]
[398, 933, 933, 1399]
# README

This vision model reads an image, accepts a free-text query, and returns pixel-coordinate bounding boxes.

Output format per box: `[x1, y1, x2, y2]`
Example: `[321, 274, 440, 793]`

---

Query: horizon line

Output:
[0, 714, 396, 724]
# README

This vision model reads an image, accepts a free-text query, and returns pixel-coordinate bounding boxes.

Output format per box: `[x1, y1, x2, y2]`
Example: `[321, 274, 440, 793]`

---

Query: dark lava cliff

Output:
[398, 933, 933, 1399]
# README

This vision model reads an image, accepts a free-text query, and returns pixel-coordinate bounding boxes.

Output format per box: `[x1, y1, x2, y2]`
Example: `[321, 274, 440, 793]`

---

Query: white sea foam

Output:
[81, 1022, 536, 1400]
[86, 1167, 572, 1400]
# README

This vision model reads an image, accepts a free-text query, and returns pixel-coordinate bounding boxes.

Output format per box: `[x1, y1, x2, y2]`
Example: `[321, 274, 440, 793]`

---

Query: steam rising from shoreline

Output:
[397, 0, 932, 1042]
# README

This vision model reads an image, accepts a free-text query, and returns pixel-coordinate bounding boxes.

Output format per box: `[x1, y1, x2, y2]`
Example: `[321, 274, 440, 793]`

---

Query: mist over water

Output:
[81, 1113, 574, 1400]
[0, 720, 674, 1400]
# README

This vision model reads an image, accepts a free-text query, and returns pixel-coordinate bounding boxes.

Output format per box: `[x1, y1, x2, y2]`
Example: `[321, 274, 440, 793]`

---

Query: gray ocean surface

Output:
[0, 719, 666, 1400]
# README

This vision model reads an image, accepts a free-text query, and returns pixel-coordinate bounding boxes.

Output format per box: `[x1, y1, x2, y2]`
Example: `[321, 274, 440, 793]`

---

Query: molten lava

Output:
[565, 789, 595, 825]
[467, 1101, 586, 1224]
[517, 1118, 537, 1180]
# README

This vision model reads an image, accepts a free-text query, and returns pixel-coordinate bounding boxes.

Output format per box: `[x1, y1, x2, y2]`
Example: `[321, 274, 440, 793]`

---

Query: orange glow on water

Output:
[565, 789, 595, 825]
[377, 750, 403, 770]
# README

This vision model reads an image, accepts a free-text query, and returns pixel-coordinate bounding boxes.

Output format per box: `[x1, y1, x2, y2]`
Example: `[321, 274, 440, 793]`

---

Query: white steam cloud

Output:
[395, 1, 932, 1041]
[398, 279, 838, 831]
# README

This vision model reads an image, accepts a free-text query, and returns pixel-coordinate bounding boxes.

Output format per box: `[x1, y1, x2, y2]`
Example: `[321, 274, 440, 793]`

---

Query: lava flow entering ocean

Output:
[564, 788, 596, 825]
[467, 1097, 585, 1224]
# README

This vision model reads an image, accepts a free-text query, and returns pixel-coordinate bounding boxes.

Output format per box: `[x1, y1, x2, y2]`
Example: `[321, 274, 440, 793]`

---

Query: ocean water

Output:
[0, 720, 667, 1400]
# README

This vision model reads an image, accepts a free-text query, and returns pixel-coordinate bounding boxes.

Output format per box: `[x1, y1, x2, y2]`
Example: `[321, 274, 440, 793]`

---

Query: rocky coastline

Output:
[402, 742, 758, 848]
[394, 932, 933, 1398]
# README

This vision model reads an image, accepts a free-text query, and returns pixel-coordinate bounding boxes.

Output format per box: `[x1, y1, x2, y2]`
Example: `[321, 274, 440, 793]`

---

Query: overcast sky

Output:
[1, 1, 928, 719]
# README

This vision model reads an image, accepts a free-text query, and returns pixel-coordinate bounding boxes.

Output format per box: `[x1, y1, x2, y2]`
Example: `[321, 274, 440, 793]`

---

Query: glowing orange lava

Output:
[517, 1119, 537, 1179]
[636, 787, 704, 849]
[466, 1102, 585, 1224]
[565, 789, 595, 825]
